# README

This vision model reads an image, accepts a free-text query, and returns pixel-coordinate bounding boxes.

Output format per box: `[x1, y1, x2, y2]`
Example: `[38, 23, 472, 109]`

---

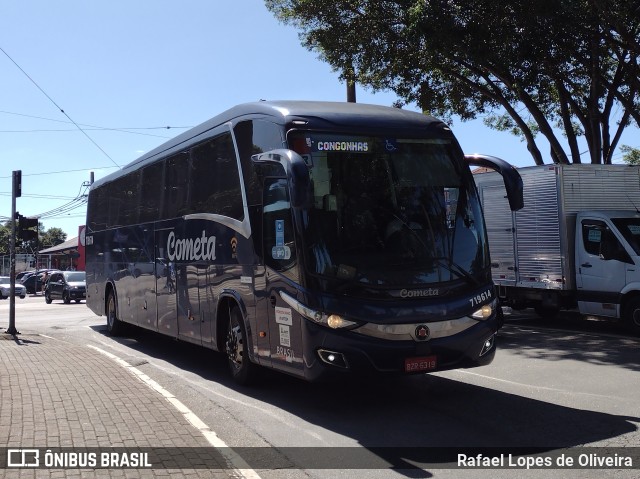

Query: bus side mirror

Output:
[465, 154, 524, 211]
[252, 149, 311, 208]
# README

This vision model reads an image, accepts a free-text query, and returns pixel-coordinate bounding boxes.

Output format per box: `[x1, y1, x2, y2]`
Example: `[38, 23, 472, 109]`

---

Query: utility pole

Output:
[7, 170, 20, 335]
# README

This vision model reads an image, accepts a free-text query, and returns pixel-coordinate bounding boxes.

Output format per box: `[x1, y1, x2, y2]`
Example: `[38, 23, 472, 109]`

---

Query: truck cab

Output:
[576, 211, 640, 327]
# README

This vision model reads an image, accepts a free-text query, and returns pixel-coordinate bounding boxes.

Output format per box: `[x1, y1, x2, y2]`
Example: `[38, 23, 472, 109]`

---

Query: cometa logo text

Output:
[167, 230, 217, 262]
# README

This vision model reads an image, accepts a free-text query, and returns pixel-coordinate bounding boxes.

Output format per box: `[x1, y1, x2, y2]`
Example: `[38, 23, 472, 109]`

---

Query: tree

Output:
[0, 222, 11, 255]
[621, 145, 640, 165]
[266, 0, 640, 165]
[0, 222, 67, 255]
[40, 227, 67, 250]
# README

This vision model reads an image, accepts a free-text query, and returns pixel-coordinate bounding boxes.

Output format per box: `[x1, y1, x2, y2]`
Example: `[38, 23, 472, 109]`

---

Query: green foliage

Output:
[0, 222, 12, 254]
[621, 145, 640, 165]
[40, 227, 67, 249]
[0, 222, 67, 255]
[266, 0, 640, 165]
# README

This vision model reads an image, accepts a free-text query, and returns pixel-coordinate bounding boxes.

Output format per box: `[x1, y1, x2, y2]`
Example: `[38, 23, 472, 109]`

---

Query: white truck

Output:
[473, 163, 640, 334]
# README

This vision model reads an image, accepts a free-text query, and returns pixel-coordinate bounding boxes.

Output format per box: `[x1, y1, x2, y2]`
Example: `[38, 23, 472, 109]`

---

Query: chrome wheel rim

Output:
[226, 317, 244, 371]
[107, 297, 115, 329]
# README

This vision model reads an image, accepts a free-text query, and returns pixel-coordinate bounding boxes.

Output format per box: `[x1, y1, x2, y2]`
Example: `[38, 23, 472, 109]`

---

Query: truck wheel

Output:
[225, 306, 256, 385]
[623, 297, 640, 335]
[534, 305, 559, 320]
[106, 290, 125, 336]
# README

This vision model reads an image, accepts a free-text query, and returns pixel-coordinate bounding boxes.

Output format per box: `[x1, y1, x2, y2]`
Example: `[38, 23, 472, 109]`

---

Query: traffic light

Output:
[13, 170, 22, 198]
[17, 214, 39, 242]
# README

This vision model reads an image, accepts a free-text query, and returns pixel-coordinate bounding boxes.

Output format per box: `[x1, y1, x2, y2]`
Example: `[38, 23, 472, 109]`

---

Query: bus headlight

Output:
[279, 292, 360, 330]
[471, 299, 497, 320]
[327, 314, 355, 329]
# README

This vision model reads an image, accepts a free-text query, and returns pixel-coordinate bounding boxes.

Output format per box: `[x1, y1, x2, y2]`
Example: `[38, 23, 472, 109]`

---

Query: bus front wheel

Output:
[106, 290, 124, 336]
[225, 306, 256, 385]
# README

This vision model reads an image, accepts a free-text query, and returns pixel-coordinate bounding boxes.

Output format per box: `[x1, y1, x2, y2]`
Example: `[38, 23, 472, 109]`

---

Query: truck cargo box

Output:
[474, 164, 640, 293]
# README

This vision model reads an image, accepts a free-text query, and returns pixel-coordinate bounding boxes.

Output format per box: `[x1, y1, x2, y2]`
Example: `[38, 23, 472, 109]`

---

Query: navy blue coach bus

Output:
[85, 101, 522, 384]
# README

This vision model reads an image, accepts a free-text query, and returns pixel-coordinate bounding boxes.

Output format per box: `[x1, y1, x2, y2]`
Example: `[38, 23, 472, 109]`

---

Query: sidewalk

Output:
[0, 331, 236, 478]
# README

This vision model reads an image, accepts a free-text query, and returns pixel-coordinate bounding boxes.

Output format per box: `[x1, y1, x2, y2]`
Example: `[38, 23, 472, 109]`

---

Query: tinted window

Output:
[190, 133, 244, 220]
[163, 152, 190, 219]
[109, 171, 140, 227]
[88, 185, 109, 231]
[140, 162, 164, 224]
[234, 120, 284, 206]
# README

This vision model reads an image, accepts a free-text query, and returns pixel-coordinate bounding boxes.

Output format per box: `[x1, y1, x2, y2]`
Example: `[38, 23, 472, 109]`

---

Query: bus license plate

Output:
[404, 355, 437, 373]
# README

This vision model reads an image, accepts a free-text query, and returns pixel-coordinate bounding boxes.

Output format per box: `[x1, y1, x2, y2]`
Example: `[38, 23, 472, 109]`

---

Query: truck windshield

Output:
[612, 217, 640, 256]
[290, 132, 488, 291]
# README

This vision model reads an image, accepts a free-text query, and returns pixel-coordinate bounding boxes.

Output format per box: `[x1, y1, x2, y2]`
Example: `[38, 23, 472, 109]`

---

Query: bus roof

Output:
[92, 101, 449, 188]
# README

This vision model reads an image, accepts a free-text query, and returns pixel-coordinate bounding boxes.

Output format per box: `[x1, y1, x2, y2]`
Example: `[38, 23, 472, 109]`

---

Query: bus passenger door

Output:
[262, 178, 304, 376]
[175, 264, 202, 343]
[133, 227, 158, 330]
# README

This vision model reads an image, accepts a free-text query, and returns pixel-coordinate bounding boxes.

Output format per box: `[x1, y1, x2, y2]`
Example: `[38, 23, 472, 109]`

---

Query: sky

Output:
[1, 1, 637, 243]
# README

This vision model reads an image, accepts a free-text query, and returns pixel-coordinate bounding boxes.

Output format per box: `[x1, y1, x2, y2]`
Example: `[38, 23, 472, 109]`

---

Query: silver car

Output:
[0, 277, 27, 299]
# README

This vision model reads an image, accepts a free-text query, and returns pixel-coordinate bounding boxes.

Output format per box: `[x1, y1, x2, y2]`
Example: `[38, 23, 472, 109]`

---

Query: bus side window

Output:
[164, 152, 190, 219]
[140, 161, 164, 224]
[89, 185, 109, 230]
[109, 170, 140, 227]
[191, 133, 244, 220]
[263, 178, 298, 280]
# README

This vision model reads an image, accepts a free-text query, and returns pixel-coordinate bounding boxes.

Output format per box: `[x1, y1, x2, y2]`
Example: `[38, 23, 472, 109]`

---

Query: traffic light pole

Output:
[6, 170, 20, 335]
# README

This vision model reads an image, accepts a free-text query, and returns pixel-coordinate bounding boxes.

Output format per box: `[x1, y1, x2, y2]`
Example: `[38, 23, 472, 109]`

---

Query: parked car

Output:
[20, 273, 41, 294]
[0, 276, 27, 299]
[15, 271, 34, 281]
[20, 270, 59, 294]
[45, 271, 86, 304]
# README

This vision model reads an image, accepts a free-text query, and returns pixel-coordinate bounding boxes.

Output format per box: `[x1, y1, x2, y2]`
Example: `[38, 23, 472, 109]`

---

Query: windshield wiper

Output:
[432, 256, 479, 287]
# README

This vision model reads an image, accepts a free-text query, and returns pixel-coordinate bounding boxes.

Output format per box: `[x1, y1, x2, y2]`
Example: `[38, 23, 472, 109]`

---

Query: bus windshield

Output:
[290, 133, 488, 291]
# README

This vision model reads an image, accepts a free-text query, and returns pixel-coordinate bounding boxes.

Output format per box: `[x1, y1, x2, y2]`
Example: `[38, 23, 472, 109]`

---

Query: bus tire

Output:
[106, 290, 125, 336]
[225, 305, 256, 385]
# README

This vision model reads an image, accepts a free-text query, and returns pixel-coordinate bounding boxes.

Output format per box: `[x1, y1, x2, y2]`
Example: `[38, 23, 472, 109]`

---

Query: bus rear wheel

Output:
[106, 290, 124, 336]
[225, 306, 256, 385]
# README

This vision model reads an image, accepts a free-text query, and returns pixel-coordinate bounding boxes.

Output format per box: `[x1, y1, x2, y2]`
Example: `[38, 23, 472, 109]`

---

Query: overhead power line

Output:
[0, 45, 121, 168]
[0, 166, 118, 179]
[0, 110, 192, 139]
[29, 182, 91, 220]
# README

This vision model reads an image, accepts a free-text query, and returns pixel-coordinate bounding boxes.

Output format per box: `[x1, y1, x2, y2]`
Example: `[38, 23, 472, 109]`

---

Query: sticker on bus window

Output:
[272, 245, 291, 260]
[628, 225, 640, 235]
[276, 220, 284, 246]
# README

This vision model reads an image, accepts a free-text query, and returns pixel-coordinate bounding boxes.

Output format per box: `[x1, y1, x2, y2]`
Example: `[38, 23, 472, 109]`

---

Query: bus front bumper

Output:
[300, 316, 498, 382]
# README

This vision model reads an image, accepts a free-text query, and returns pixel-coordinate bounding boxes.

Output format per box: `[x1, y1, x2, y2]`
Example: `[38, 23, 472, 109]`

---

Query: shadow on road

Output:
[501, 313, 640, 372]
[90, 323, 639, 473]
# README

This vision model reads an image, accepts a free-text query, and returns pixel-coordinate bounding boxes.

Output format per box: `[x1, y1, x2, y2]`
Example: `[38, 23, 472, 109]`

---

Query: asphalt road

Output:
[2, 296, 639, 479]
